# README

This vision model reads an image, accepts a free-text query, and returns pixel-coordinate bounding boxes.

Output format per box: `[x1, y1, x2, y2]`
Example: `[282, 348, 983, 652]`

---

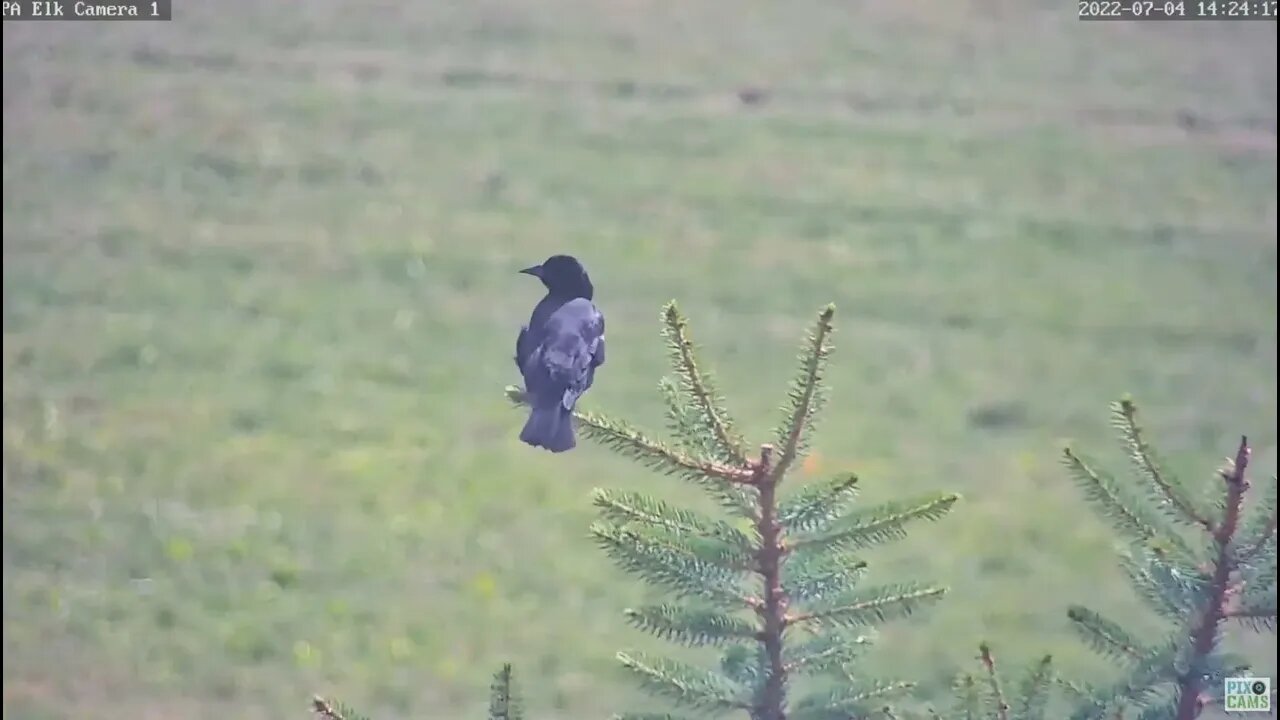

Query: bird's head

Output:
[520, 254, 594, 299]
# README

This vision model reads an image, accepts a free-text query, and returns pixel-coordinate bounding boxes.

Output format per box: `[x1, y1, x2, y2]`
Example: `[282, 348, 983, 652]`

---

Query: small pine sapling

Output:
[310, 663, 524, 720]
[930, 643, 1058, 720]
[311, 696, 373, 720]
[509, 302, 960, 720]
[488, 663, 525, 720]
[1058, 398, 1277, 720]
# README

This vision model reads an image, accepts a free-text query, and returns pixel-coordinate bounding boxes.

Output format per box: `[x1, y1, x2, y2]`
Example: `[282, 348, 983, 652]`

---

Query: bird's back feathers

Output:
[515, 293, 570, 370]
[517, 296, 605, 453]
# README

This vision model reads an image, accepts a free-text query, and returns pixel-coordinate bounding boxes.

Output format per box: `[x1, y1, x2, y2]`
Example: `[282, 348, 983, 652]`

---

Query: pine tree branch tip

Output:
[310, 697, 346, 720]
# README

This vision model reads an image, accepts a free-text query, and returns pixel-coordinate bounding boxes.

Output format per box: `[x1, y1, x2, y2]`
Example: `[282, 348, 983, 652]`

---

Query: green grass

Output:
[3, 3, 1276, 718]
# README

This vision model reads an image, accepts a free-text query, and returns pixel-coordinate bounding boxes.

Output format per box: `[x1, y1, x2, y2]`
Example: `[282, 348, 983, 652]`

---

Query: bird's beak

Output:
[519, 265, 543, 278]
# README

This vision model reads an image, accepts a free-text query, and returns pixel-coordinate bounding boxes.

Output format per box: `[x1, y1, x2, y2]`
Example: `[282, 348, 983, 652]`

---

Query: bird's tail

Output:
[520, 404, 576, 453]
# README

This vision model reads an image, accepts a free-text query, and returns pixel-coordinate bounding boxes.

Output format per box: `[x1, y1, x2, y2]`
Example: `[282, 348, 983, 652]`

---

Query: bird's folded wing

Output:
[591, 312, 605, 367]
[591, 335, 606, 368]
[515, 325, 530, 369]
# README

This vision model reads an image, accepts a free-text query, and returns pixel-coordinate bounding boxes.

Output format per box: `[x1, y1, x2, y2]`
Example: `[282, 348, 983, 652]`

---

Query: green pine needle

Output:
[1066, 606, 1148, 662]
[1115, 550, 1196, 621]
[659, 376, 720, 459]
[590, 523, 749, 603]
[504, 386, 753, 486]
[788, 494, 960, 554]
[624, 604, 757, 646]
[660, 301, 748, 465]
[615, 651, 747, 712]
[1012, 655, 1055, 720]
[1111, 398, 1211, 531]
[977, 643, 1008, 720]
[782, 552, 869, 605]
[784, 632, 875, 677]
[1060, 447, 1193, 560]
[1130, 694, 1179, 720]
[1065, 639, 1180, 720]
[488, 663, 525, 720]
[1227, 598, 1277, 633]
[790, 680, 916, 718]
[310, 697, 372, 720]
[790, 583, 947, 630]
[952, 673, 981, 720]
[777, 473, 859, 535]
[771, 305, 836, 482]
[1238, 474, 1278, 562]
[1243, 553, 1276, 602]
[592, 489, 755, 553]
[717, 644, 764, 687]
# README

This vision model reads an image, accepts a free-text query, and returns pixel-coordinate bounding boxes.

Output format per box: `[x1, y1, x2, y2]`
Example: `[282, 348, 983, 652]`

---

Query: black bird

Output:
[515, 255, 606, 453]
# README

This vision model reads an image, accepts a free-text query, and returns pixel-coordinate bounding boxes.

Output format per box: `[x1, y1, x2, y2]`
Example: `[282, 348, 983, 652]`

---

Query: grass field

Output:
[3, 2, 1277, 718]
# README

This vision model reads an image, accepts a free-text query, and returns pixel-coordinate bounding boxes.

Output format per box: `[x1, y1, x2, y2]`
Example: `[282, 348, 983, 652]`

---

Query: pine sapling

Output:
[310, 663, 525, 720]
[1058, 398, 1277, 720]
[509, 302, 961, 720]
[930, 643, 1058, 720]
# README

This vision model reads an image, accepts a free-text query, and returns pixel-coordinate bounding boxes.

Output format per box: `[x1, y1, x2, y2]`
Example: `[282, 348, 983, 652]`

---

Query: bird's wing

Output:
[518, 294, 565, 372]
[515, 324, 534, 370]
[560, 306, 605, 408]
[523, 298, 604, 411]
[559, 356, 593, 409]
[590, 312, 605, 368]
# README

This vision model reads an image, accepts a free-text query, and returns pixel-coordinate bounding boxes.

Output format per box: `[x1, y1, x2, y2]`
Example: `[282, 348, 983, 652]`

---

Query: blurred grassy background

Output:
[3, 1, 1276, 718]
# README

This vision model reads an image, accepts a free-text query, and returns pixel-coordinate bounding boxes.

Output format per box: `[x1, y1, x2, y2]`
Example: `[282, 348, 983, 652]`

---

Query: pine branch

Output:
[505, 386, 754, 485]
[1013, 654, 1056, 720]
[1060, 446, 1193, 560]
[783, 552, 869, 605]
[938, 645, 1057, 720]
[1065, 639, 1181, 720]
[789, 680, 916, 719]
[771, 305, 836, 484]
[310, 697, 370, 720]
[718, 644, 765, 688]
[952, 673, 982, 720]
[788, 495, 960, 554]
[1066, 606, 1148, 662]
[592, 489, 755, 552]
[1115, 550, 1197, 621]
[777, 473, 860, 535]
[625, 604, 758, 646]
[1057, 678, 1093, 713]
[1239, 553, 1275, 618]
[1131, 695, 1179, 720]
[784, 632, 875, 675]
[660, 302, 749, 465]
[590, 523, 752, 604]
[489, 664, 525, 720]
[978, 643, 1010, 720]
[1229, 548, 1277, 633]
[1238, 474, 1277, 562]
[613, 714, 696, 720]
[1111, 398, 1213, 532]
[658, 380, 757, 527]
[659, 376, 716, 458]
[616, 651, 749, 712]
[578, 409, 757, 480]
[788, 584, 947, 629]
[1225, 601, 1277, 633]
